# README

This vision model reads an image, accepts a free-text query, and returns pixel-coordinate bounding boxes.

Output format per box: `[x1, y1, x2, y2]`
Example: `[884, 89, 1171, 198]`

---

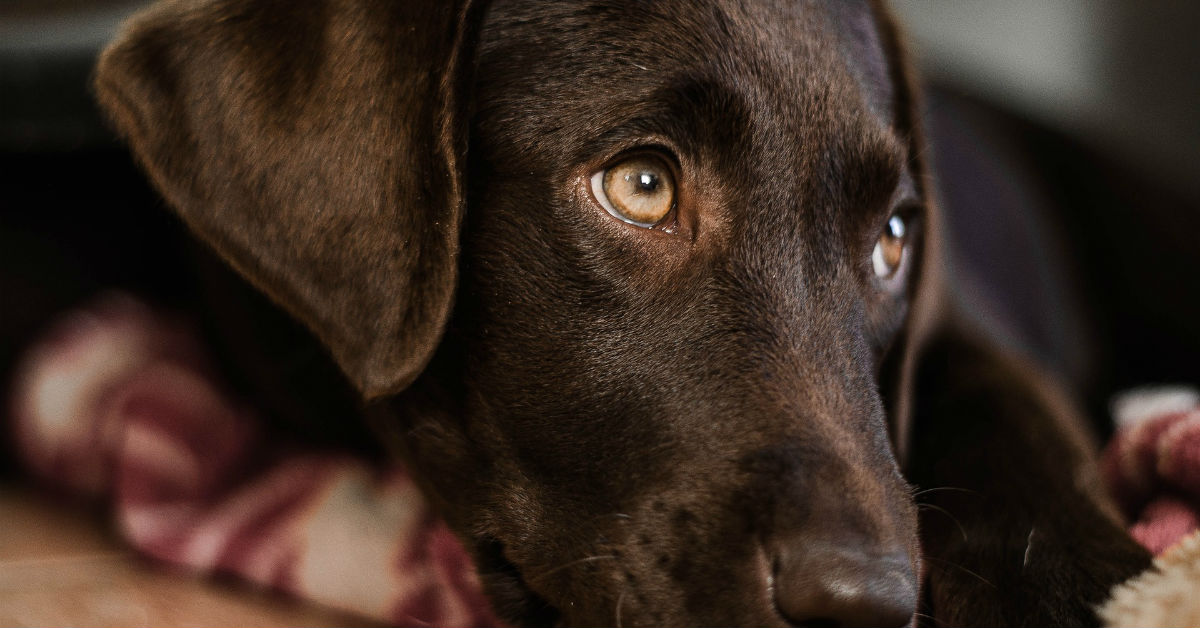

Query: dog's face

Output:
[98, 0, 928, 625]
[407, 1, 926, 624]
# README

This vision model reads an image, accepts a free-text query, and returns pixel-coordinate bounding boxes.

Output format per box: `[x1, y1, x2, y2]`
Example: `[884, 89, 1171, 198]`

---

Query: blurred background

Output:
[0, 1, 1197, 623]
[891, 1, 1200, 421]
[895, 1, 1200, 203]
[1, 0, 1198, 436]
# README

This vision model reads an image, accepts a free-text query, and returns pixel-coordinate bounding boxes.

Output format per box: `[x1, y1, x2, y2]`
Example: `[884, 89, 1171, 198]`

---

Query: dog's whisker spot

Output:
[527, 555, 619, 583]
[917, 502, 969, 543]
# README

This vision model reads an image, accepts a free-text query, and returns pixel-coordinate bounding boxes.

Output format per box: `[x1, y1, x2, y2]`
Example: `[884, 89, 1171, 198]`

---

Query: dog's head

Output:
[97, 0, 939, 625]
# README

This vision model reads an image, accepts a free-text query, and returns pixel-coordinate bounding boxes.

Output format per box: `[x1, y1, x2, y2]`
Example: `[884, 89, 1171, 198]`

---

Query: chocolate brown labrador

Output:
[94, 0, 1151, 625]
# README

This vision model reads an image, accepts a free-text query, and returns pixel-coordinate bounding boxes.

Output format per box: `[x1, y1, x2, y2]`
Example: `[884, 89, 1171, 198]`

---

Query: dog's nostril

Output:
[772, 547, 916, 628]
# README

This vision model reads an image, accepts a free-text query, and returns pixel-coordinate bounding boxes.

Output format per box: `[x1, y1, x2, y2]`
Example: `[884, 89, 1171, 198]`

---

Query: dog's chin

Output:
[473, 538, 785, 628]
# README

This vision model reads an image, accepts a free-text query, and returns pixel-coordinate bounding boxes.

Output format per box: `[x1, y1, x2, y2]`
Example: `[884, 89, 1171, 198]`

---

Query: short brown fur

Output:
[95, 1, 1150, 625]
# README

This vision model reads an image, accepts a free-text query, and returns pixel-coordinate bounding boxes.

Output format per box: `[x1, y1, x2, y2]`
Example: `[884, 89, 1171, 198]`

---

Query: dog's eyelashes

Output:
[872, 213, 908, 280]
[590, 155, 676, 228]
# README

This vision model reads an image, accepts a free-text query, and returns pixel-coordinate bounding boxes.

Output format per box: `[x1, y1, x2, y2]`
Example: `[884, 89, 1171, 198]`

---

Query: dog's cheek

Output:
[374, 390, 576, 625]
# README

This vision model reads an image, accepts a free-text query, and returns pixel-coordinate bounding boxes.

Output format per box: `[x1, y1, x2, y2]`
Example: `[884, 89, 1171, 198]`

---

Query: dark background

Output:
[890, 1, 1200, 416]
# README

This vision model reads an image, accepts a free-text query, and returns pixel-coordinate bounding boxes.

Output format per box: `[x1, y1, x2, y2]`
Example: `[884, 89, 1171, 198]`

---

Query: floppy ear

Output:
[868, 0, 946, 464]
[94, 0, 477, 398]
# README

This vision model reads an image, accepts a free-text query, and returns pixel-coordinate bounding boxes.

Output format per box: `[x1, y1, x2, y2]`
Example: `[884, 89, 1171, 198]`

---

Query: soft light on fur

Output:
[93, 0, 1153, 624]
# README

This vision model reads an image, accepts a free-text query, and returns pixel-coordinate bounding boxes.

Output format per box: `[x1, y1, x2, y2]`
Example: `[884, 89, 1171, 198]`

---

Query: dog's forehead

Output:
[473, 0, 897, 146]
[821, 0, 896, 125]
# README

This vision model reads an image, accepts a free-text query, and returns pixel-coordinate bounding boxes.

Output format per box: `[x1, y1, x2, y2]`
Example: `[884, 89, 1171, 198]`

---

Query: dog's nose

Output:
[772, 545, 916, 628]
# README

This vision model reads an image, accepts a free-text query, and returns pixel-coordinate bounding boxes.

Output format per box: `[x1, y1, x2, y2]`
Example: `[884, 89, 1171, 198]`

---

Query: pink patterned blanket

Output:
[1103, 387, 1200, 556]
[8, 295, 497, 627]
[7, 294, 1198, 624]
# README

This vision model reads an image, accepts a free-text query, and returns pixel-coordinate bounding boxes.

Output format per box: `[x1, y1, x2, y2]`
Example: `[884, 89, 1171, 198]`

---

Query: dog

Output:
[93, 0, 1152, 625]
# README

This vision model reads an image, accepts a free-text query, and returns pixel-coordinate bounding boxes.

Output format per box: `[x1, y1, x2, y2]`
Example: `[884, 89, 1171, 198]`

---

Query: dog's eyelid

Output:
[891, 167, 920, 206]
[597, 143, 682, 171]
[889, 201, 924, 231]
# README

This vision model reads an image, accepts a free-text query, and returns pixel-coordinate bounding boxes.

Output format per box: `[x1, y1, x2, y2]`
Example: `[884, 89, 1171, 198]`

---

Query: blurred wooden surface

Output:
[0, 485, 374, 627]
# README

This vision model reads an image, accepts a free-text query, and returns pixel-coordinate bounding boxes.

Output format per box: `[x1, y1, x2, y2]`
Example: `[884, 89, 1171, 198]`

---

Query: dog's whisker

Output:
[1021, 526, 1036, 573]
[582, 512, 635, 529]
[527, 554, 618, 583]
[912, 610, 947, 627]
[401, 422, 441, 440]
[615, 588, 627, 628]
[911, 486, 978, 499]
[917, 502, 969, 543]
[924, 556, 996, 589]
[592, 512, 633, 523]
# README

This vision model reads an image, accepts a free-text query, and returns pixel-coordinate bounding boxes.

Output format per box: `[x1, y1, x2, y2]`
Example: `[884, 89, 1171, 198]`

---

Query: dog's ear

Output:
[94, 0, 478, 398]
[868, 0, 946, 463]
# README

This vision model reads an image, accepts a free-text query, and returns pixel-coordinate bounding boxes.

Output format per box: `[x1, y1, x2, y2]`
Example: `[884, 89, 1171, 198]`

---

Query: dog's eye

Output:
[872, 213, 908, 279]
[590, 156, 676, 228]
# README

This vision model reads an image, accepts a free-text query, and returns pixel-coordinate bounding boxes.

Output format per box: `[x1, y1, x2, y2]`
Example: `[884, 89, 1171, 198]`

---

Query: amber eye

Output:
[872, 213, 908, 279]
[590, 155, 676, 227]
